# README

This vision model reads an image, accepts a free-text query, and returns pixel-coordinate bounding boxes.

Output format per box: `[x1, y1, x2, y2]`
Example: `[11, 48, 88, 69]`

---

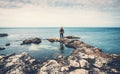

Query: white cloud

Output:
[0, 7, 118, 27]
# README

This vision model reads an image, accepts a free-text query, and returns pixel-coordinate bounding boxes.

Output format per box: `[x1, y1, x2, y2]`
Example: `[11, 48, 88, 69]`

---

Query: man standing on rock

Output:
[59, 27, 64, 38]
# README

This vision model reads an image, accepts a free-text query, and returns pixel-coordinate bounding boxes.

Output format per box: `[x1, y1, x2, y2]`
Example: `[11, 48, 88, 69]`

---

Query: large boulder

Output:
[0, 33, 8, 37]
[21, 38, 41, 45]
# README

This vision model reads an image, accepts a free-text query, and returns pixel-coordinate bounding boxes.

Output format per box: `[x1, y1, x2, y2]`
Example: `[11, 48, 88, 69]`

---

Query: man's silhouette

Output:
[59, 27, 64, 38]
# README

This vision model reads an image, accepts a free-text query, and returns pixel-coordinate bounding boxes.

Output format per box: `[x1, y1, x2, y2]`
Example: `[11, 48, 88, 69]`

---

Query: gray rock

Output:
[0, 55, 4, 59]
[93, 68, 106, 74]
[0, 33, 8, 37]
[79, 59, 89, 68]
[21, 38, 41, 45]
[32, 38, 41, 44]
[78, 52, 88, 59]
[0, 47, 5, 50]
[38, 60, 61, 74]
[94, 57, 109, 68]
[69, 69, 88, 74]
[6, 68, 25, 74]
[47, 38, 60, 43]
[22, 39, 32, 44]
[5, 43, 10, 46]
[69, 60, 80, 67]
[29, 59, 36, 64]
[61, 66, 69, 72]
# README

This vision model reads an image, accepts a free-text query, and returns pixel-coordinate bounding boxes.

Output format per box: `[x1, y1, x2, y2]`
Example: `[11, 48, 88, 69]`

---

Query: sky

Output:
[0, 0, 120, 27]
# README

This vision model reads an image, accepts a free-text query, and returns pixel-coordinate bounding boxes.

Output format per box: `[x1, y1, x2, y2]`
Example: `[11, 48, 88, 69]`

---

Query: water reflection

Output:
[29, 44, 58, 51]
[59, 42, 64, 54]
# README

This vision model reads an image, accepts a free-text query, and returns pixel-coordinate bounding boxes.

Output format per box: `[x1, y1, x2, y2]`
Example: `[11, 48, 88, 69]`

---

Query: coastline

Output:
[0, 37, 120, 74]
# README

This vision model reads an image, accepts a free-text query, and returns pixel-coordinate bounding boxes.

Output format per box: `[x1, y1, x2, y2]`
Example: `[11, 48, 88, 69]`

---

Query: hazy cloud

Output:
[0, 0, 119, 9]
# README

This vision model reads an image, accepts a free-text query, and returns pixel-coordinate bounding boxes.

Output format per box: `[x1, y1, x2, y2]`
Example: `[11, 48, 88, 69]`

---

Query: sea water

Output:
[0, 27, 120, 60]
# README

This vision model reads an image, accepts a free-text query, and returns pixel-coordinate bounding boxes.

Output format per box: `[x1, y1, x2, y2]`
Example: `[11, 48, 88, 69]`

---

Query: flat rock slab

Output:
[65, 36, 80, 39]
[47, 38, 60, 43]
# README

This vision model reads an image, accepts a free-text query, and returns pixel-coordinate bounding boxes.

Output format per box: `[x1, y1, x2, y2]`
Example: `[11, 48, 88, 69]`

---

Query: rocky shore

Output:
[0, 37, 120, 74]
[0, 52, 42, 74]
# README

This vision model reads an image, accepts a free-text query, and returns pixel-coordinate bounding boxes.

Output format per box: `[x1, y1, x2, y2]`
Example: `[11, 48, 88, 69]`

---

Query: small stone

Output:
[58, 55, 63, 59]
[61, 66, 69, 71]
[29, 59, 36, 64]
[0, 55, 3, 59]
[93, 68, 106, 74]
[84, 48, 94, 55]
[5, 43, 10, 46]
[79, 59, 89, 68]
[8, 69, 25, 74]
[69, 69, 88, 74]
[78, 52, 88, 59]
[69, 60, 80, 67]
[111, 68, 118, 73]
[39, 71, 48, 74]
[88, 55, 95, 59]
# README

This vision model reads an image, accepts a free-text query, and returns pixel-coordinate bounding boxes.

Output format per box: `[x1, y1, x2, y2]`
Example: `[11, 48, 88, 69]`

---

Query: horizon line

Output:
[0, 26, 120, 28]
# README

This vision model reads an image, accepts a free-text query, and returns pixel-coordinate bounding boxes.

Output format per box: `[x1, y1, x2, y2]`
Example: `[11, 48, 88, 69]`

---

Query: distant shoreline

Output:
[0, 27, 120, 29]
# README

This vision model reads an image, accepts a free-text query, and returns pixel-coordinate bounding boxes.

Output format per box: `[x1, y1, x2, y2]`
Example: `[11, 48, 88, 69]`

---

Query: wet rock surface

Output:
[47, 38, 60, 43]
[0, 33, 8, 37]
[0, 47, 5, 50]
[5, 43, 10, 46]
[0, 37, 120, 74]
[21, 38, 41, 45]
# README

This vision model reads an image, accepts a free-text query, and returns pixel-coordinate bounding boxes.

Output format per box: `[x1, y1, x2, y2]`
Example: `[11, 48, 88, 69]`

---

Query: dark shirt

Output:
[60, 28, 64, 34]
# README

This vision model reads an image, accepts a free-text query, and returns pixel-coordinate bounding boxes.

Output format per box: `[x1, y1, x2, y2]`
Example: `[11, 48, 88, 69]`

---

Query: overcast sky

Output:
[0, 0, 120, 27]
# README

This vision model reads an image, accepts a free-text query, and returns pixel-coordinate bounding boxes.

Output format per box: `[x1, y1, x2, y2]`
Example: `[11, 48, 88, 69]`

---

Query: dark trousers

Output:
[60, 33, 64, 38]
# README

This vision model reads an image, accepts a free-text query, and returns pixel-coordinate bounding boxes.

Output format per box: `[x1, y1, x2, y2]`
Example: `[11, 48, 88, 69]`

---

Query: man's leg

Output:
[60, 33, 62, 38]
[61, 33, 64, 38]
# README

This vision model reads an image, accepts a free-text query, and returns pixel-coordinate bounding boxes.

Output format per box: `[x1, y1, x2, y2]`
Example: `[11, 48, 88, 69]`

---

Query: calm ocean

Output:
[0, 27, 120, 60]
